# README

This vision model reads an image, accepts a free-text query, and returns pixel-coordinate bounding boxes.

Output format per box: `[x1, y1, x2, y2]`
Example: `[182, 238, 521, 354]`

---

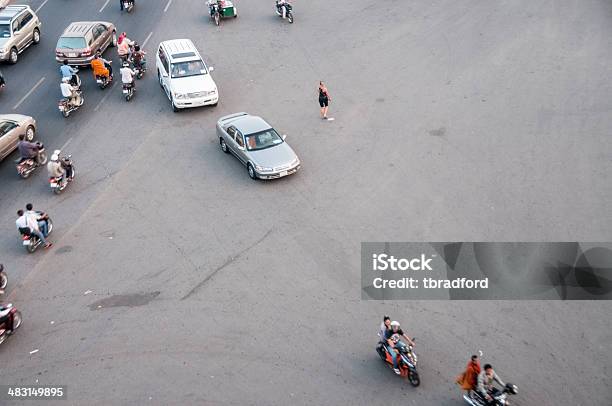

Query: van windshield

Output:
[170, 60, 207, 78]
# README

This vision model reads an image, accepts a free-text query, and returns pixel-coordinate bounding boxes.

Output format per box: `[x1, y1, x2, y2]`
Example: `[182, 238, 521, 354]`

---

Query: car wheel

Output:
[247, 163, 257, 180]
[25, 125, 35, 141]
[220, 138, 229, 153]
[111, 31, 117, 47]
[32, 28, 41, 45]
[9, 48, 18, 64]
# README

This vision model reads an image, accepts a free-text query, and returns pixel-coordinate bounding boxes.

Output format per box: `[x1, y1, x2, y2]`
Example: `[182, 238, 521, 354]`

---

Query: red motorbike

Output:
[378, 336, 420, 386]
[0, 303, 22, 346]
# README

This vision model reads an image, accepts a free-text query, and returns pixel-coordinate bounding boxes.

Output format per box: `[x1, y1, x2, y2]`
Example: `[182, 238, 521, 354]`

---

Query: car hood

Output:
[249, 142, 298, 168]
[0, 38, 10, 49]
[170, 74, 217, 94]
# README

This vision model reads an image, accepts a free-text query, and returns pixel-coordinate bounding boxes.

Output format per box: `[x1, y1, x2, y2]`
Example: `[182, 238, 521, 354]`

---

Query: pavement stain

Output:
[55, 245, 73, 254]
[428, 127, 447, 137]
[88, 291, 160, 310]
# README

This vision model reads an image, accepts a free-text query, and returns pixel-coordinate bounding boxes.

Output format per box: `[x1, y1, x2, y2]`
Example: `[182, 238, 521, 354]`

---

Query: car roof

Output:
[0, 113, 28, 122]
[160, 39, 201, 61]
[61, 21, 108, 38]
[233, 115, 272, 135]
[0, 5, 29, 20]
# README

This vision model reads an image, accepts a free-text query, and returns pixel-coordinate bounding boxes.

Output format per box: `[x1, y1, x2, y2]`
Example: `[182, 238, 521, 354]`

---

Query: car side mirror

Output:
[282, 134, 287, 140]
[209, 66, 214, 72]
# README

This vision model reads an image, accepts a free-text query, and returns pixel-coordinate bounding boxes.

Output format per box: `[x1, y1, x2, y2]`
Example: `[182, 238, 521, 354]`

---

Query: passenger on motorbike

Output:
[60, 77, 77, 106]
[384, 321, 415, 375]
[117, 33, 134, 62]
[60, 60, 78, 86]
[17, 134, 39, 162]
[25, 203, 50, 239]
[91, 53, 113, 80]
[120, 61, 136, 89]
[477, 364, 505, 405]
[16, 209, 50, 248]
[47, 151, 73, 182]
[376, 316, 391, 358]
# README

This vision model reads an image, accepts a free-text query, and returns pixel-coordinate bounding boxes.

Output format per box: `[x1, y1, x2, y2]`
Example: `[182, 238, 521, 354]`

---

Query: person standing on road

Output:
[318, 81, 331, 119]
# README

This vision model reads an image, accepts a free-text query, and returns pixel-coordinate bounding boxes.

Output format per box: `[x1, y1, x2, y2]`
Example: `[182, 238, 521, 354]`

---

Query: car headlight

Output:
[0, 48, 6, 54]
[290, 157, 300, 166]
[207, 89, 217, 96]
[174, 93, 188, 99]
[255, 165, 273, 172]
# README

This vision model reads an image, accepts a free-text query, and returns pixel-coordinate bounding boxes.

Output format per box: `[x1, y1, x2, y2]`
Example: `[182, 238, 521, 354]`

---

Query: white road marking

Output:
[13, 77, 45, 110]
[30, 349, 39, 354]
[163, 0, 173, 13]
[99, 0, 110, 13]
[94, 82, 118, 112]
[61, 137, 73, 151]
[35, 0, 50, 13]
[142, 31, 153, 48]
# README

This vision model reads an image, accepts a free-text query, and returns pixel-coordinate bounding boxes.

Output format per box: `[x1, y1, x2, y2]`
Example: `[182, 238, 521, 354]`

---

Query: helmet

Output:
[122, 61, 130, 68]
[62, 77, 69, 83]
[51, 150, 61, 161]
[390, 321, 400, 329]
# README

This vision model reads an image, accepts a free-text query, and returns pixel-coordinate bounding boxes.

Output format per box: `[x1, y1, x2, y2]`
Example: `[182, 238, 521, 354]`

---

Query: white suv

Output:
[156, 38, 218, 112]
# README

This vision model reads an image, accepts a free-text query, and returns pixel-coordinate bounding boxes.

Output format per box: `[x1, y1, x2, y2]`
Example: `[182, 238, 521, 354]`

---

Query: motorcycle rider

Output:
[376, 316, 391, 358]
[207, 0, 220, 16]
[25, 203, 50, 240]
[477, 364, 505, 405]
[91, 52, 113, 81]
[120, 61, 136, 90]
[384, 321, 415, 375]
[132, 44, 146, 71]
[117, 33, 134, 62]
[17, 134, 40, 163]
[47, 151, 73, 183]
[60, 77, 78, 107]
[276, 0, 290, 18]
[16, 209, 51, 249]
[60, 60, 78, 86]
[120, 0, 134, 10]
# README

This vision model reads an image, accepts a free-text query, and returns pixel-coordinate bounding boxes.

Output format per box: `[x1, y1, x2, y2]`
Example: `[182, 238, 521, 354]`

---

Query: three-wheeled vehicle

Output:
[208, 0, 238, 26]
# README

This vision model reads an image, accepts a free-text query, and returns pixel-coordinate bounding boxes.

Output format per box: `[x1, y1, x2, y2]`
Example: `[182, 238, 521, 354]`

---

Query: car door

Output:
[11, 17, 23, 50]
[91, 25, 104, 52]
[98, 24, 111, 51]
[19, 11, 33, 48]
[233, 129, 248, 164]
[157, 47, 170, 97]
[0, 120, 19, 160]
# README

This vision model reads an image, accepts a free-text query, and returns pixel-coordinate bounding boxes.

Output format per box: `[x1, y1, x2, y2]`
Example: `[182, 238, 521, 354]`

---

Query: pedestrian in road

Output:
[318, 81, 331, 120]
[456, 354, 481, 396]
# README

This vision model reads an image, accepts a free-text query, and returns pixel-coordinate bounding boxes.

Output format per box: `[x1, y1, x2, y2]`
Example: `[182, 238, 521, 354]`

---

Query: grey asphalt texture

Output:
[0, 0, 611, 405]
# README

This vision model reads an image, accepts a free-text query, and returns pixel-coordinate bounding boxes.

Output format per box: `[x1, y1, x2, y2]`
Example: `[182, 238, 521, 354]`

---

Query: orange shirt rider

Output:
[91, 55, 112, 79]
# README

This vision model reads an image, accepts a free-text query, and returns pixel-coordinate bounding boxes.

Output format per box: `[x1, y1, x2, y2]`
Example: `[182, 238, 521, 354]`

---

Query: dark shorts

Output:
[319, 97, 328, 108]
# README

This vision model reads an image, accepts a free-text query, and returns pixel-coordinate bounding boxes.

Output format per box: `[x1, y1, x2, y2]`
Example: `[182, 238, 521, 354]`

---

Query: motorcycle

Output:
[123, 0, 134, 13]
[134, 59, 147, 79]
[0, 303, 22, 346]
[463, 383, 518, 406]
[211, 3, 221, 26]
[0, 264, 7, 294]
[275, 1, 293, 23]
[49, 152, 75, 194]
[378, 335, 420, 387]
[18, 216, 53, 253]
[15, 142, 47, 178]
[58, 90, 84, 118]
[208, 1, 237, 25]
[96, 73, 112, 89]
[122, 81, 135, 101]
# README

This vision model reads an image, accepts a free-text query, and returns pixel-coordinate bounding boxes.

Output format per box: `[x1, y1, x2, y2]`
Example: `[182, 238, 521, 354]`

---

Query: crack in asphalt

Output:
[180, 228, 274, 301]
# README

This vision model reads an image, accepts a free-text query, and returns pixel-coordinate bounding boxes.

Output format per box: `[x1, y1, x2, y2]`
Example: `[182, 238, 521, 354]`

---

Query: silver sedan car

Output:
[0, 114, 36, 161]
[216, 112, 300, 180]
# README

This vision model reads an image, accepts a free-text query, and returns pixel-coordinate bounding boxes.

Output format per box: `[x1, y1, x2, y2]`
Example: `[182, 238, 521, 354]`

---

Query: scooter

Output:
[0, 303, 22, 346]
[134, 59, 147, 79]
[15, 142, 47, 178]
[18, 216, 53, 253]
[49, 152, 75, 194]
[122, 81, 135, 101]
[0, 264, 7, 294]
[275, 1, 293, 23]
[123, 0, 134, 13]
[378, 335, 420, 387]
[58, 90, 84, 118]
[96, 73, 112, 89]
[463, 383, 518, 406]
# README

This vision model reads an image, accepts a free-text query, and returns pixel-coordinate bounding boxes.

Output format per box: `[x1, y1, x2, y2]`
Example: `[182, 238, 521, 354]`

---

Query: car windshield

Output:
[170, 60, 207, 78]
[245, 128, 284, 151]
[56, 37, 87, 50]
[0, 24, 10, 38]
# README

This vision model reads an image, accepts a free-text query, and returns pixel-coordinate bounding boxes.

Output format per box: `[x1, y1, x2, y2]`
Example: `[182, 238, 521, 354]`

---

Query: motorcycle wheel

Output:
[408, 370, 420, 387]
[19, 169, 30, 179]
[62, 109, 70, 118]
[53, 185, 62, 195]
[12, 311, 22, 330]
[39, 151, 48, 165]
[0, 272, 7, 289]
[288, 13, 294, 23]
[0, 332, 5, 346]
[26, 241, 36, 253]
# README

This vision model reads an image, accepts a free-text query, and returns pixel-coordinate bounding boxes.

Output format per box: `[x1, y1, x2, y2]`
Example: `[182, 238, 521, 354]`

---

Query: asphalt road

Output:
[0, 0, 611, 405]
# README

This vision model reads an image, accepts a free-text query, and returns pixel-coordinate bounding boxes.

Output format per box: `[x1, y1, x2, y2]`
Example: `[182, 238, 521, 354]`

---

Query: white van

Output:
[156, 38, 218, 112]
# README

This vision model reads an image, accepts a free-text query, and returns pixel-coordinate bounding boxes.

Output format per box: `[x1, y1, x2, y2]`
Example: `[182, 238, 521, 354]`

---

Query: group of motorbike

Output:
[0, 265, 23, 348]
[205, 0, 293, 25]
[58, 45, 147, 118]
[376, 317, 518, 406]
[15, 142, 75, 195]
